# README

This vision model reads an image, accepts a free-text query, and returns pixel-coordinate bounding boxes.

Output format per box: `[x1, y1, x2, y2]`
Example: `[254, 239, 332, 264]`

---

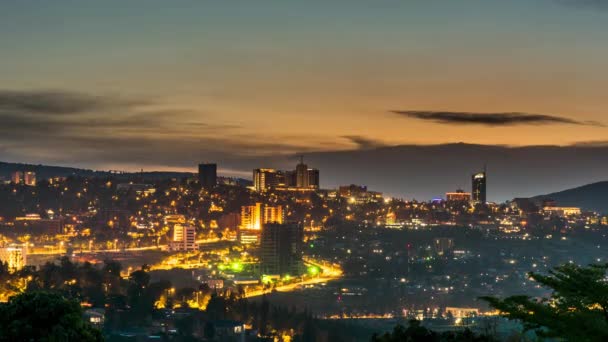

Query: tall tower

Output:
[198, 163, 217, 189]
[472, 167, 487, 203]
[295, 155, 309, 188]
[260, 223, 304, 276]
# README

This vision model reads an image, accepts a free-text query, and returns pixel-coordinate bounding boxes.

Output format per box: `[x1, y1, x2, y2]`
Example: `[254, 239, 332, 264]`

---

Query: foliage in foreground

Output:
[0, 291, 103, 342]
[482, 263, 608, 342]
[371, 320, 495, 342]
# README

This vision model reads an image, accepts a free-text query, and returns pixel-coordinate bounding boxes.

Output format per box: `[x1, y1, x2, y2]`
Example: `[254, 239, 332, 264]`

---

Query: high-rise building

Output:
[11, 171, 23, 184]
[169, 224, 198, 251]
[198, 163, 217, 189]
[254, 157, 319, 191]
[472, 171, 487, 203]
[24, 171, 36, 186]
[295, 156, 309, 188]
[263, 205, 284, 224]
[0, 246, 27, 271]
[253, 169, 281, 191]
[240, 203, 262, 230]
[307, 168, 319, 189]
[260, 223, 303, 276]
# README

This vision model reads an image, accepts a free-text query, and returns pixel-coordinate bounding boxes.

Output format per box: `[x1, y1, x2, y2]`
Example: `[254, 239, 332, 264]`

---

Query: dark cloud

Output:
[0, 89, 144, 115]
[342, 135, 387, 150]
[391, 110, 603, 127]
[0, 89, 325, 172]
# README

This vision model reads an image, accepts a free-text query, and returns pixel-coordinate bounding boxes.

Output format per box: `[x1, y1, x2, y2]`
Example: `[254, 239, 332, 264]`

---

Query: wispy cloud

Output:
[0, 90, 144, 115]
[342, 135, 387, 150]
[0, 89, 330, 171]
[391, 110, 603, 127]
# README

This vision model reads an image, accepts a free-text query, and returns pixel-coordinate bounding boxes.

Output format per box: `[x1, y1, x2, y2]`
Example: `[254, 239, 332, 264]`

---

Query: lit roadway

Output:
[28, 245, 165, 255]
[29, 237, 226, 256]
[244, 258, 343, 299]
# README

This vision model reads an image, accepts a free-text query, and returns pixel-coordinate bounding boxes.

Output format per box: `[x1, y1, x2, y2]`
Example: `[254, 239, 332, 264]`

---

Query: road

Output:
[244, 258, 343, 298]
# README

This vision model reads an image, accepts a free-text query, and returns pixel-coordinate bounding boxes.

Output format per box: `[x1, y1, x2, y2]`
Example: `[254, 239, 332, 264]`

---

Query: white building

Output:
[0, 246, 27, 271]
[169, 224, 198, 251]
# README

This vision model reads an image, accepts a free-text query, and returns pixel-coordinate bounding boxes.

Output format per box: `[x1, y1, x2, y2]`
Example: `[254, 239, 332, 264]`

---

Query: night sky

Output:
[1, 0, 607, 200]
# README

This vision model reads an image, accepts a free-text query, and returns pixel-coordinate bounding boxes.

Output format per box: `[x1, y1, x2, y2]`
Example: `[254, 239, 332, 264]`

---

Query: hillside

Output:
[0, 161, 193, 181]
[532, 181, 608, 214]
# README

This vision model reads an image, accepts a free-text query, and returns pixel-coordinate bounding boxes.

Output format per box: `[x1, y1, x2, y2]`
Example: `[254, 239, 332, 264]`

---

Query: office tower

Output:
[446, 189, 472, 202]
[263, 205, 284, 224]
[295, 156, 309, 188]
[169, 224, 198, 251]
[0, 246, 27, 271]
[260, 223, 303, 276]
[24, 171, 36, 186]
[307, 168, 319, 189]
[198, 163, 217, 189]
[240, 203, 262, 230]
[472, 170, 487, 203]
[284, 170, 297, 187]
[11, 171, 23, 184]
[253, 168, 281, 191]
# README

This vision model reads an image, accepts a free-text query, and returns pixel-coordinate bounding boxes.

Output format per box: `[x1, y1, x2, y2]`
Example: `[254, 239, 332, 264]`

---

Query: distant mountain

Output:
[531, 181, 608, 214]
[0, 161, 194, 181]
[5, 142, 608, 201]
[298, 143, 608, 202]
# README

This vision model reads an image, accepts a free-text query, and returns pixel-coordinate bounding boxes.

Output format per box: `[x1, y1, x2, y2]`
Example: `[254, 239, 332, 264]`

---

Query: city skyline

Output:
[2, 1, 608, 201]
[3, 2, 608, 340]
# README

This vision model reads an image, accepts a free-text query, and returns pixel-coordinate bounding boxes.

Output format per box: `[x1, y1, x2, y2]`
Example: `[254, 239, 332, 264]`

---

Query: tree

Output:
[0, 291, 103, 341]
[482, 263, 608, 342]
[372, 320, 493, 342]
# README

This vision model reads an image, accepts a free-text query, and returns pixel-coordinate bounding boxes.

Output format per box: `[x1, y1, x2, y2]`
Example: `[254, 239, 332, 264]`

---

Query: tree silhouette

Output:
[482, 263, 608, 342]
[0, 291, 102, 341]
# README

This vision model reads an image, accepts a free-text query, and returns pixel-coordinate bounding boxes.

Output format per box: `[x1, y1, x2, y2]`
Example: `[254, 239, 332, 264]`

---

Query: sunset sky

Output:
[1, 0, 607, 178]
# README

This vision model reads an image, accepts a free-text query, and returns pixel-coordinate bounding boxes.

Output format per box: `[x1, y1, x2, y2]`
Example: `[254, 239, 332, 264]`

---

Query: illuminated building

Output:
[14, 215, 63, 235]
[240, 203, 262, 230]
[307, 168, 320, 189]
[164, 215, 186, 225]
[253, 169, 282, 191]
[169, 224, 198, 251]
[260, 223, 304, 276]
[434, 237, 454, 255]
[385, 211, 397, 225]
[445, 307, 479, 319]
[446, 189, 471, 202]
[339, 184, 383, 203]
[198, 163, 217, 189]
[472, 170, 487, 203]
[11, 171, 23, 184]
[339, 184, 368, 197]
[15, 213, 42, 221]
[239, 231, 260, 244]
[116, 183, 155, 195]
[0, 246, 27, 271]
[543, 206, 581, 217]
[263, 205, 284, 224]
[254, 158, 319, 191]
[295, 156, 308, 188]
[24, 171, 36, 186]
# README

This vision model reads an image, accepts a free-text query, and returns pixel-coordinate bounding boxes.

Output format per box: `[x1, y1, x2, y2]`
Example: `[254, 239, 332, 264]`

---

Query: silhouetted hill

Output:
[531, 181, 608, 214]
[298, 143, 608, 202]
[0, 161, 193, 181]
